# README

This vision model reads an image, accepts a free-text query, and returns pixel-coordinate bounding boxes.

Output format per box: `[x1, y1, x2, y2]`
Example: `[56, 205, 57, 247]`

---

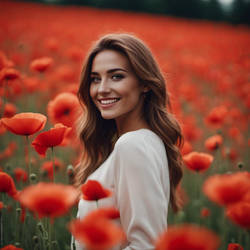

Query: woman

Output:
[74, 33, 183, 250]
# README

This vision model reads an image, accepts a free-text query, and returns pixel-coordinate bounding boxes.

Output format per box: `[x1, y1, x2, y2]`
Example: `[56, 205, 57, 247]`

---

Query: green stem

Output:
[0, 193, 3, 247]
[0, 79, 7, 118]
[51, 147, 55, 183]
[25, 136, 31, 184]
[48, 221, 52, 250]
[96, 200, 99, 208]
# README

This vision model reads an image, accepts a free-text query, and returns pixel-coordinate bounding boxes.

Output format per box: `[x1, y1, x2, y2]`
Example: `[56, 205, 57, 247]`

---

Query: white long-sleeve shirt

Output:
[74, 128, 170, 250]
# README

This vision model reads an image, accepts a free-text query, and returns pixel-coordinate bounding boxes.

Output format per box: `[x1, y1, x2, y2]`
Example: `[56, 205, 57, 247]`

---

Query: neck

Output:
[116, 116, 150, 137]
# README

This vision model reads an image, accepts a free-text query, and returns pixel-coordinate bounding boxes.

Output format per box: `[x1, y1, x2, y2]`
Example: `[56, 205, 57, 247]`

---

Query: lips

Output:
[98, 98, 120, 105]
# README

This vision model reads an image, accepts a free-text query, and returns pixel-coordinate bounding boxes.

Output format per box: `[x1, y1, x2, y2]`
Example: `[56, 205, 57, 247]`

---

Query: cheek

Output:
[89, 84, 96, 100]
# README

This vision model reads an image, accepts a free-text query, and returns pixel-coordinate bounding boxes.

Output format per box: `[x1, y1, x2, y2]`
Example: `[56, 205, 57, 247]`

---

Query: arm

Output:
[113, 135, 169, 250]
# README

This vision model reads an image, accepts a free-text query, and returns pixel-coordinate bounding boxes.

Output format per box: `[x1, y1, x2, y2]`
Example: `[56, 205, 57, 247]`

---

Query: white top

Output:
[74, 129, 170, 250]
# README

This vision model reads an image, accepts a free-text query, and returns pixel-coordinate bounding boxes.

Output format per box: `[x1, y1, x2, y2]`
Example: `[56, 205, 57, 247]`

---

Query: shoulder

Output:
[114, 129, 167, 162]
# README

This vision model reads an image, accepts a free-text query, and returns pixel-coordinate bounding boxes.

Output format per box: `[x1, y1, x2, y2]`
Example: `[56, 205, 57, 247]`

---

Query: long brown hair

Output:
[75, 33, 183, 212]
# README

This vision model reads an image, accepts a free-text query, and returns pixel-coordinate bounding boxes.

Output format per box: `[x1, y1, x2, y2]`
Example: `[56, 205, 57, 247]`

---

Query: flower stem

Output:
[25, 136, 31, 184]
[0, 194, 3, 247]
[51, 147, 55, 183]
[48, 221, 52, 250]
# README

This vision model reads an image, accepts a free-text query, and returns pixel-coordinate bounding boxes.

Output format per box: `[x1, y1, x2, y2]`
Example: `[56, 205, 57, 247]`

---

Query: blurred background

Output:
[19, 0, 250, 24]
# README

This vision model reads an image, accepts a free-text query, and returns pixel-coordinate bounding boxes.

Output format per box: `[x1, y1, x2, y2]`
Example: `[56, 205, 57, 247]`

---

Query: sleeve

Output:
[113, 136, 169, 250]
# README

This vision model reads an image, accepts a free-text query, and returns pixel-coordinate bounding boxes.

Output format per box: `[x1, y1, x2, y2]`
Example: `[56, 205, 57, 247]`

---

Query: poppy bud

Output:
[33, 235, 39, 244]
[237, 162, 244, 169]
[5, 164, 11, 172]
[37, 222, 45, 234]
[29, 173, 37, 182]
[15, 242, 21, 247]
[52, 241, 58, 249]
[16, 207, 21, 216]
[67, 165, 74, 178]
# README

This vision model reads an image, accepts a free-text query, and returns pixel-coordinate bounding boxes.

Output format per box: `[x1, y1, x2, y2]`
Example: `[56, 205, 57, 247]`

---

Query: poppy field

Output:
[0, 0, 249, 249]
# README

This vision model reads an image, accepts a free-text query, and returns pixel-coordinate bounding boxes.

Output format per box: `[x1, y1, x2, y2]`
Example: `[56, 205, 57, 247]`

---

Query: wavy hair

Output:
[75, 33, 183, 212]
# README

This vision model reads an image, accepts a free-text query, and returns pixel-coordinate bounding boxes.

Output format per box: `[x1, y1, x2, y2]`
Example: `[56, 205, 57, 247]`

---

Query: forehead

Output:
[91, 50, 130, 72]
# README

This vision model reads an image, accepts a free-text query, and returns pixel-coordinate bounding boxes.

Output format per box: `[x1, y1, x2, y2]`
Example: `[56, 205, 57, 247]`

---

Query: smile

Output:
[99, 98, 120, 105]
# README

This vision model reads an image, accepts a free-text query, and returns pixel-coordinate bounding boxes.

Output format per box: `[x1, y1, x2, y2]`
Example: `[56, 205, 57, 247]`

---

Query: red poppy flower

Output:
[47, 92, 80, 127]
[155, 224, 220, 250]
[0, 201, 3, 210]
[0, 67, 20, 82]
[205, 105, 228, 128]
[0, 142, 17, 160]
[13, 168, 28, 183]
[180, 140, 192, 155]
[32, 123, 71, 156]
[18, 182, 78, 219]
[84, 207, 120, 221]
[69, 211, 124, 250]
[3, 102, 17, 118]
[183, 151, 214, 172]
[205, 134, 223, 151]
[226, 201, 250, 229]
[201, 207, 210, 218]
[227, 243, 243, 250]
[203, 172, 250, 206]
[0, 172, 18, 199]
[1, 112, 47, 136]
[30, 57, 53, 73]
[41, 159, 63, 180]
[81, 180, 112, 201]
[0, 245, 23, 250]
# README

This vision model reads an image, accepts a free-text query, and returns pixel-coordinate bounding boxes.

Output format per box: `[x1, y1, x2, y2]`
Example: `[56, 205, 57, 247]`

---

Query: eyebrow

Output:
[91, 68, 128, 75]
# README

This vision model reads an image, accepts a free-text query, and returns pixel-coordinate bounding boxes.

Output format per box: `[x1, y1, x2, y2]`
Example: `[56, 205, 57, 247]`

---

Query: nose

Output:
[97, 78, 111, 95]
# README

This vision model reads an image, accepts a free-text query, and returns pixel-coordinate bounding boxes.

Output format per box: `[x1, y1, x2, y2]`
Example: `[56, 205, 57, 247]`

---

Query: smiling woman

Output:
[74, 33, 184, 250]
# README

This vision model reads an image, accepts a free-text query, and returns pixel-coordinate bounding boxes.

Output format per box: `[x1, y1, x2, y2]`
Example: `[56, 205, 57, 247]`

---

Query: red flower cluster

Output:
[203, 171, 250, 229]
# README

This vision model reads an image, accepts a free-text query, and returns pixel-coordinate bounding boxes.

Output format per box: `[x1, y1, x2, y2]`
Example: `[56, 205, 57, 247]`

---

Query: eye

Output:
[112, 74, 124, 81]
[90, 76, 101, 83]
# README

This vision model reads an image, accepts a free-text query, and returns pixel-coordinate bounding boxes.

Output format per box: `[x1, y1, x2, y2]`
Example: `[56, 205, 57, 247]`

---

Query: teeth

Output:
[100, 99, 119, 104]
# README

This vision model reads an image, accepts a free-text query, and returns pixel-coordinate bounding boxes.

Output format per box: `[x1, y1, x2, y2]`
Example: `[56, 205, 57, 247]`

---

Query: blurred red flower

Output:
[32, 123, 71, 156]
[0, 201, 3, 210]
[155, 224, 220, 250]
[0, 142, 17, 160]
[84, 207, 120, 221]
[205, 134, 223, 151]
[3, 102, 17, 118]
[180, 140, 192, 156]
[30, 57, 53, 73]
[203, 172, 250, 206]
[201, 207, 211, 218]
[183, 151, 213, 172]
[226, 201, 250, 229]
[1, 112, 47, 136]
[13, 168, 28, 183]
[205, 105, 228, 128]
[0, 172, 18, 199]
[18, 182, 78, 219]
[41, 159, 63, 180]
[0, 245, 23, 250]
[69, 209, 124, 250]
[227, 243, 243, 250]
[47, 92, 80, 127]
[81, 180, 112, 201]
[0, 67, 20, 82]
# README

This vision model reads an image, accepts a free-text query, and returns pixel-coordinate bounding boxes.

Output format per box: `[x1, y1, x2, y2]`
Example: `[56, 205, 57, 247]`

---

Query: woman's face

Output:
[89, 49, 146, 124]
